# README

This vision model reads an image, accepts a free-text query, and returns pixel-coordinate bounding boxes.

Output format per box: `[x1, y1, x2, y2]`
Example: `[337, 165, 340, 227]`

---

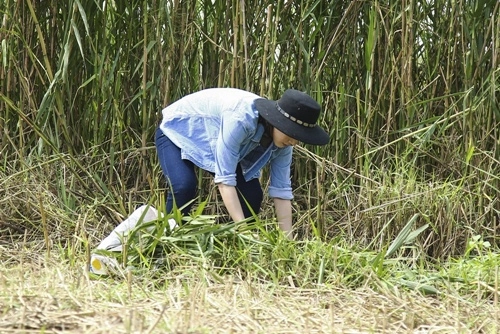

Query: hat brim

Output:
[254, 98, 330, 146]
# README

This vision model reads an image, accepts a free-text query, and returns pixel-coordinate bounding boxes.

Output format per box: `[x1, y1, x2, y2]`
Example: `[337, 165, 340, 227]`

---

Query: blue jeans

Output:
[155, 128, 262, 218]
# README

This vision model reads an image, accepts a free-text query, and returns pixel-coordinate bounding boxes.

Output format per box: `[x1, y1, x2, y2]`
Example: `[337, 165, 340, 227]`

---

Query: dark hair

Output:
[258, 116, 273, 147]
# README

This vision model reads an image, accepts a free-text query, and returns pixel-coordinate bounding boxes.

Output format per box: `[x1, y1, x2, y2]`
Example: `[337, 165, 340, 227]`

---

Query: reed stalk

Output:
[1, 0, 498, 256]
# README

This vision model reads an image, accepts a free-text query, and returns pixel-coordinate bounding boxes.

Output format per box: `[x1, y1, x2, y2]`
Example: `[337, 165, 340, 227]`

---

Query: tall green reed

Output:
[1, 0, 498, 256]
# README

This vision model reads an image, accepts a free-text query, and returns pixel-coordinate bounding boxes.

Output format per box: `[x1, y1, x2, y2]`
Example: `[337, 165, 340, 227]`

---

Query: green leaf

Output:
[385, 214, 420, 258]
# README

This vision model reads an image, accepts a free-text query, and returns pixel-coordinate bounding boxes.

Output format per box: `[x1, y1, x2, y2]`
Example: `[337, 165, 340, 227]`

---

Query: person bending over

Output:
[155, 88, 329, 238]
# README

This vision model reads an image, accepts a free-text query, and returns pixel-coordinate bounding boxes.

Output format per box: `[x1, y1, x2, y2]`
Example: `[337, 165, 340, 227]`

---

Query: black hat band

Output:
[276, 102, 315, 128]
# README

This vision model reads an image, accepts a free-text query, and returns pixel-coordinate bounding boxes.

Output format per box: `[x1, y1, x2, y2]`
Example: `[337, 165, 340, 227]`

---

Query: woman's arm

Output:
[274, 198, 293, 239]
[218, 183, 246, 222]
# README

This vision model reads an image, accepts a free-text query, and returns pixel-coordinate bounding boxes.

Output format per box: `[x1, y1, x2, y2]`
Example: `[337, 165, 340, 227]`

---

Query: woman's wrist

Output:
[278, 221, 294, 239]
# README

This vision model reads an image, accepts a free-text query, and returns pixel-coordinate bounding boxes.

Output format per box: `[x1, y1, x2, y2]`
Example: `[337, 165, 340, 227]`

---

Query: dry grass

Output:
[1, 159, 499, 333]
[1, 242, 497, 334]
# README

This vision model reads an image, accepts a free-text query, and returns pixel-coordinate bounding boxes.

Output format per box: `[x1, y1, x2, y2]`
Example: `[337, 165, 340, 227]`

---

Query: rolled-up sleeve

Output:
[213, 113, 251, 186]
[269, 146, 293, 199]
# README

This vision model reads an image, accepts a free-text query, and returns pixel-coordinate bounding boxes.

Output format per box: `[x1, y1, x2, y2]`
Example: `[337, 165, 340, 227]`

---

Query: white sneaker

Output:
[89, 254, 120, 276]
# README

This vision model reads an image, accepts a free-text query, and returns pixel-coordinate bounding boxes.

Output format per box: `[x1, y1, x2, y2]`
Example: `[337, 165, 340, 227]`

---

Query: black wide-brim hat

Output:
[254, 89, 329, 145]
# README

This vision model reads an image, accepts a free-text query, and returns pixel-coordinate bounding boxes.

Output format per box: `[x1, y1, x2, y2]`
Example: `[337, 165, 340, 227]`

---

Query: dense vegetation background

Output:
[1, 0, 499, 258]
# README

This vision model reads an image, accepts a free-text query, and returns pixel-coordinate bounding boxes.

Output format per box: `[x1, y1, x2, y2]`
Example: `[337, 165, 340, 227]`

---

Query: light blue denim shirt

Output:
[159, 88, 293, 200]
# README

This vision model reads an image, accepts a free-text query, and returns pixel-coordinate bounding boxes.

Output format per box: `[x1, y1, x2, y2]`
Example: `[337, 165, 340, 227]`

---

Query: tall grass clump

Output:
[0, 0, 498, 260]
